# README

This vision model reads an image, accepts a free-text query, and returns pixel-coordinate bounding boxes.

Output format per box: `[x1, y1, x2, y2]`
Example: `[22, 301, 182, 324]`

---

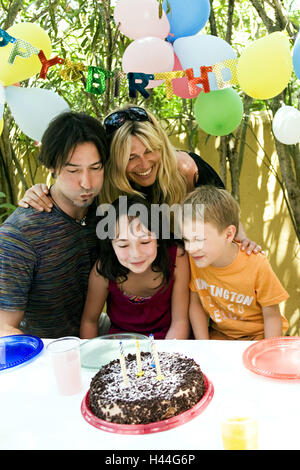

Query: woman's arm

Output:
[80, 263, 109, 339]
[189, 291, 209, 339]
[165, 248, 190, 339]
[18, 184, 53, 212]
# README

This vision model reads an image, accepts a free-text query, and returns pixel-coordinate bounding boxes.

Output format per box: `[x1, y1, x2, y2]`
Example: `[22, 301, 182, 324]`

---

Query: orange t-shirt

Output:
[189, 247, 289, 340]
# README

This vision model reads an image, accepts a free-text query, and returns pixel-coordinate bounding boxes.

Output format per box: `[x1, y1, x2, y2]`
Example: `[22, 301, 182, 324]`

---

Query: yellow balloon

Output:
[0, 118, 3, 136]
[237, 32, 292, 99]
[0, 23, 52, 86]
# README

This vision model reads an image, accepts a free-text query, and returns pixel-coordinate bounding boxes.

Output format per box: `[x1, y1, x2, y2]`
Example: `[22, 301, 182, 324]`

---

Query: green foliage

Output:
[0, 192, 16, 224]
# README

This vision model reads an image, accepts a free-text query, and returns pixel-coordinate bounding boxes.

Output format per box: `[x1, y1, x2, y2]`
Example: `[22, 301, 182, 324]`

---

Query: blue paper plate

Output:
[0, 335, 44, 371]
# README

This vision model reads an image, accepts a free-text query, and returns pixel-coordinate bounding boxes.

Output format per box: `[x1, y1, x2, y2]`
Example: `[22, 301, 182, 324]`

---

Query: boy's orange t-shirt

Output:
[189, 247, 289, 340]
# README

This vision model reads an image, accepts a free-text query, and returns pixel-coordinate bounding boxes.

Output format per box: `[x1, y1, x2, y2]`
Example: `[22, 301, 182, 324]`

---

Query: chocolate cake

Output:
[89, 352, 206, 425]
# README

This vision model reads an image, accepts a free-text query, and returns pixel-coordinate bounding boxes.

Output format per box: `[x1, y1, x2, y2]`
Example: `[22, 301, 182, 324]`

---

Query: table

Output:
[0, 339, 299, 450]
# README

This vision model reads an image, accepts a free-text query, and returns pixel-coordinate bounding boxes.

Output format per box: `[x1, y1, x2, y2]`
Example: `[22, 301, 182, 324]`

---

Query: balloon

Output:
[122, 37, 174, 88]
[237, 32, 292, 100]
[0, 118, 3, 136]
[174, 34, 237, 91]
[292, 32, 300, 80]
[5, 86, 70, 142]
[0, 82, 5, 119]
[162, 0, 210, 42]
[114, 0, 170, 40]
[0, 23, 52, 86]
[172, 53, 200, 98]
[194, 88, 243, 136]
[272, 105, 300, 145]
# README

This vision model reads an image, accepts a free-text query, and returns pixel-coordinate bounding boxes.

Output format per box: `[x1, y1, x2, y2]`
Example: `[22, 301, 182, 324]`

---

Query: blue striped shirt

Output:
[0, 204, 98, 338]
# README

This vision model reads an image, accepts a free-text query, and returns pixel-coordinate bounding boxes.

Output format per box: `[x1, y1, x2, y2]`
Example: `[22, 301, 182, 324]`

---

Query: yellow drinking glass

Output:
[221, 416, 258, 450]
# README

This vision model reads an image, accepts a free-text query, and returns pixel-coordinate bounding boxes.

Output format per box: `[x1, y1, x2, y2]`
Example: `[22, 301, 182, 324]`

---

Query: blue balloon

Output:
[163, 0, 210, 42]
[292, 32, 300, 80]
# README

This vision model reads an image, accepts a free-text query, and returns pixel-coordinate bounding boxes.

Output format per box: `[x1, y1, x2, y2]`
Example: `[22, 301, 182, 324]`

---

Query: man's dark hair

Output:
[38, 111, 109, 171]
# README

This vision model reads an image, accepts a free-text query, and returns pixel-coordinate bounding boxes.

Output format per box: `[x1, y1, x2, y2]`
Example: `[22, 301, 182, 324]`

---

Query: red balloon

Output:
[172, 53, 200, 99]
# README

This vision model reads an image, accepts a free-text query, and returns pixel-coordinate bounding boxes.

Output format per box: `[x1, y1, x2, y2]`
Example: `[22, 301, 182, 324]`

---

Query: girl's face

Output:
[112, 215, 158, 274]
[125, 135, 161, 187]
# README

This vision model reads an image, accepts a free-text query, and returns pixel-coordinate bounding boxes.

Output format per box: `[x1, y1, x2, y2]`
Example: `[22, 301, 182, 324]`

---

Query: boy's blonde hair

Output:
[99, 105, 187, 205]
[183, 185, 240, 234]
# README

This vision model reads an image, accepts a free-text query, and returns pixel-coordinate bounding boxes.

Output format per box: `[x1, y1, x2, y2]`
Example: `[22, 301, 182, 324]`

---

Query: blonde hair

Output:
[183, 185, 240, 233]
[99, 105, 187, 205]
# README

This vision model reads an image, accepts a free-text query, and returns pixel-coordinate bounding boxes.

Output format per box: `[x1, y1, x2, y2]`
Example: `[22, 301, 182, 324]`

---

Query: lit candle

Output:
[149, 334, 156, 368]
[149, 334, 164, 381]
[119, 341, 129, 387]
[136, 340, 144, 377]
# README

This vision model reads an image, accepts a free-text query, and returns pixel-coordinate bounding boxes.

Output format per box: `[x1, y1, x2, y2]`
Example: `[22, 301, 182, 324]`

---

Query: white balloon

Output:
[174, 34, 237, 91]
[5, 86, 70, 142]
[272, 105, 300, 145]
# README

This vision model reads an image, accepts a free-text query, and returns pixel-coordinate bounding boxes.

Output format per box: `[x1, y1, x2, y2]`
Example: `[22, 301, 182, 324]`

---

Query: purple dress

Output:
[107, 245, 177, 339]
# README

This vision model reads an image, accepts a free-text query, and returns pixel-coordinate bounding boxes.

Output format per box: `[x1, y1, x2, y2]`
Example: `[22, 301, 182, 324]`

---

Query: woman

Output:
[19, 105, 261, 253]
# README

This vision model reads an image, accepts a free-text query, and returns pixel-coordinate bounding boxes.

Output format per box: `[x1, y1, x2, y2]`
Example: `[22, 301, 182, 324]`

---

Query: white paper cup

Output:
[47, 337, 82, 396]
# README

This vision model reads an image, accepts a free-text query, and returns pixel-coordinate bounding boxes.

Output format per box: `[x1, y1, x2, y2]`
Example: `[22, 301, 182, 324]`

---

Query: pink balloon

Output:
[172, 54, 200, 99]
[122, 37, 174, 88]
[114, 0, 170, 40]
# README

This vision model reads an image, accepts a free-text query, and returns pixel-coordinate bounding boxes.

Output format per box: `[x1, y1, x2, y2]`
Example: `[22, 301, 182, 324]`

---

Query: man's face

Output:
[53, 141, 104, 210]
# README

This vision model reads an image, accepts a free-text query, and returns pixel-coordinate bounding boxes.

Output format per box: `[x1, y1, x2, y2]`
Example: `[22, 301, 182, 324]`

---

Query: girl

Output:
[79, 194, 190, 339]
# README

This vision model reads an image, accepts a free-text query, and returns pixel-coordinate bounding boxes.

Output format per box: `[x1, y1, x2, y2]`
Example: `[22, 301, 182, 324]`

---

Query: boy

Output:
[182, 186, 289, 340]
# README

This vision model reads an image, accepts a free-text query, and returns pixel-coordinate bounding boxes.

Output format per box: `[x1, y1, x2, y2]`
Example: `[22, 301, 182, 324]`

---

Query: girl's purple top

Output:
[107, 245, 177, 339]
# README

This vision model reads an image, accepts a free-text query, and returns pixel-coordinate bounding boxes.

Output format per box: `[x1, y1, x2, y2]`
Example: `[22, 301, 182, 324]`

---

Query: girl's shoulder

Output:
[175, 244, 186, 257]
[90, 260, 109, 287]
[169, 242, 188, 263]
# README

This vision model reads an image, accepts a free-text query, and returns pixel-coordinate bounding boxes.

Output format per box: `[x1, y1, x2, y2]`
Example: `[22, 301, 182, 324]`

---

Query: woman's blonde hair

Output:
[99, 105, 187, 205]
[183, 185, 240, 233]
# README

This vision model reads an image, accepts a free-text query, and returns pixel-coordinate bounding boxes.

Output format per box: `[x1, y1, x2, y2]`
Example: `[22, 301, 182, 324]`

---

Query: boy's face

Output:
[183, 218, 235, 268]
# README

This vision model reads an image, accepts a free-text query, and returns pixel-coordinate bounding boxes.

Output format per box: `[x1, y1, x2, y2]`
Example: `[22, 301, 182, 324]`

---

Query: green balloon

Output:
[194, 88, 244, 136]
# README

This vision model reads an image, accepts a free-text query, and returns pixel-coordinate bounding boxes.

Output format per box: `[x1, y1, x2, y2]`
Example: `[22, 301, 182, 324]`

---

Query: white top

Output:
[1, 339, 299, 450]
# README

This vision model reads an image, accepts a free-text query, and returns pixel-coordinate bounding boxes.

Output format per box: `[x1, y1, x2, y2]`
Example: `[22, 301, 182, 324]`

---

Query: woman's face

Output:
[125, 135, 161, 187]
[112, 215, 158, 274]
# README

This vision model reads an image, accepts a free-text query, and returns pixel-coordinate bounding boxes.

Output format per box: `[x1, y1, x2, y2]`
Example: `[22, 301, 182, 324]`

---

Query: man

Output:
[0, 111, 109, 338]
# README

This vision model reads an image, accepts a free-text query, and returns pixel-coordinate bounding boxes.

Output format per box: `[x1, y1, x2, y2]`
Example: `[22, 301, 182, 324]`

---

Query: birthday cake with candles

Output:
[88, 349, 206, 425]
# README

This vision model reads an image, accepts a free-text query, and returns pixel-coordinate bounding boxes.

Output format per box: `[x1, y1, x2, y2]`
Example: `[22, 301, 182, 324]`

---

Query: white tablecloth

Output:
[0, 339, 299, 450]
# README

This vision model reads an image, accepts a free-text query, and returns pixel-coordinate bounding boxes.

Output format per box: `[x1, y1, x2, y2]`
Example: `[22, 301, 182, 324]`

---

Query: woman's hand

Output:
[235, 222, 264, 255]
[236, 236, 264, 255]
[18, 184, 53, 212]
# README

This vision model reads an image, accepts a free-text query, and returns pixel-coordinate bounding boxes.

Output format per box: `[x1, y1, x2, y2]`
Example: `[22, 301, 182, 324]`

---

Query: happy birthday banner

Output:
[0, 26, 239, 101]
[0, 15, 299, 143]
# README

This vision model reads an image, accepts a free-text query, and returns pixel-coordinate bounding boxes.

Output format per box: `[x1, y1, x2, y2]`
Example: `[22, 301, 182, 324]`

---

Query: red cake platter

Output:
[81, 373, 214, 435]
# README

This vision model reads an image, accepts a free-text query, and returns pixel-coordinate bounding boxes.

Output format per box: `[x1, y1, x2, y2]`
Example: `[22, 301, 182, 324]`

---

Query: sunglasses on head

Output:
[104, 107, 150, 135]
